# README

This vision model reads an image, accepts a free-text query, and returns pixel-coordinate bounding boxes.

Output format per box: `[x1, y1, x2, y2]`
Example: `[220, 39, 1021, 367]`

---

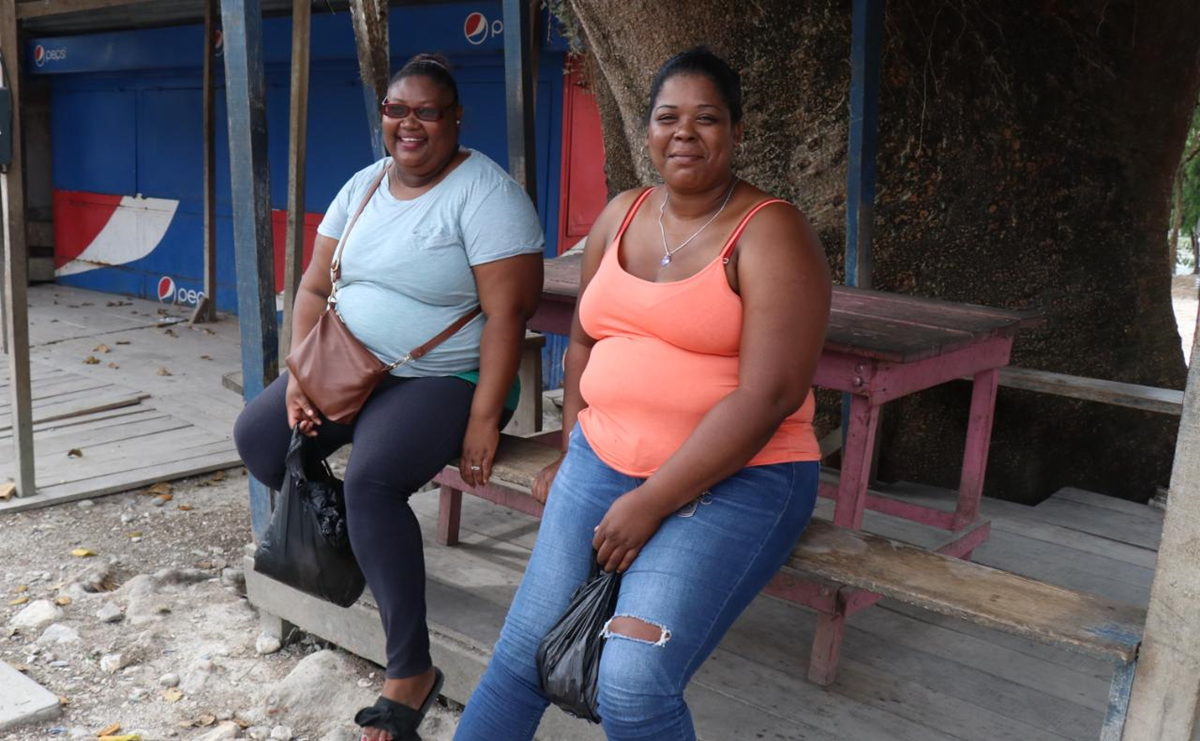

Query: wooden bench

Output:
[996, 367, 1184, 416]
[433, 435, 1146, 741]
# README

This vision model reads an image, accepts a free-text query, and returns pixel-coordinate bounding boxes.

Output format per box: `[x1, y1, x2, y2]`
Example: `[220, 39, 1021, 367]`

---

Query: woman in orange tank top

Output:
[457, 48, 832, 741]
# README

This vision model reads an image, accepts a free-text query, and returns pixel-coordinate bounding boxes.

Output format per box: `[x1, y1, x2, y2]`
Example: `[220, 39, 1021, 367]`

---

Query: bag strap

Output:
[383, 304, 483, 371]
[329, 163, 391, 293]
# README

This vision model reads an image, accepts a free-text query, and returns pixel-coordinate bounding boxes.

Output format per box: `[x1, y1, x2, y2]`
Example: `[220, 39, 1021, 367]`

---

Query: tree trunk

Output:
[566, 0, 1197, 503]
[1193, 222, 1199, 275]
[1172, 165, 1183, 273]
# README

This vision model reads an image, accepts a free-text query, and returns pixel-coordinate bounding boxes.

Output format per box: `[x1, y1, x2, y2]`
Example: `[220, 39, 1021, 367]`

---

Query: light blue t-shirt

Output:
[317, 151, 545, 378]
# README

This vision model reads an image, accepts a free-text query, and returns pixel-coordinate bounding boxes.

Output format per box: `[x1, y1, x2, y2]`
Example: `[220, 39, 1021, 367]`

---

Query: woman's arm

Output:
[286, 234, 337, 435]
[593, 204, 832, 571]
[530, 189, 647, 503]
[459, 253, 544, 487]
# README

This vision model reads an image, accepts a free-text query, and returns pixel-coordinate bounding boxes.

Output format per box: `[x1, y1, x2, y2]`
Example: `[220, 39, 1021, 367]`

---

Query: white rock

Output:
[95, 603, 123, 623]
[77, 500, 95, 509]
[216, 709, 233, 721]
[247, 651, 377, 733]
[120, 513, 134, 524]
[255, 635, 282, 655]
[159, 672, 180, 688]
[99, 652, 132, 673]
[269, 726, 293, 740]
[194, 721, 241, 741]
[37, 623, 81, 645]
[180, 658, 215, 694]
[10, 600, 63, 629]
[247, 728, 271, 741]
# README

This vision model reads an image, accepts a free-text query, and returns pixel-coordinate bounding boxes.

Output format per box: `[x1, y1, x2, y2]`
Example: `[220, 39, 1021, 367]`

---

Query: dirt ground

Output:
[0, 470, 460, 741]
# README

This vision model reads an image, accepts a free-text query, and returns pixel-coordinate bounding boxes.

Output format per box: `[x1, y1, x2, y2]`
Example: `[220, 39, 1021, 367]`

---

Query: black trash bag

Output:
[252, 428, 365, 607]
[536, 565, 622, 723]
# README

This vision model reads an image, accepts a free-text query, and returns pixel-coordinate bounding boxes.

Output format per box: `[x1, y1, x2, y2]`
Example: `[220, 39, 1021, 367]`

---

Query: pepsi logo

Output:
[157, 276, 176, 302]
[464, 12, 489, 44]
[32, 44, 65, 67]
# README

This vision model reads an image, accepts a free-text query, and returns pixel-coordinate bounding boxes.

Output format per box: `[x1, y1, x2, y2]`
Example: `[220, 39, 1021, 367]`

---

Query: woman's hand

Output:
[593, 489, 669, 573]
[531, 454, 565, 504]
[460, 416, 500, 488]
[286, 375, 322, 437]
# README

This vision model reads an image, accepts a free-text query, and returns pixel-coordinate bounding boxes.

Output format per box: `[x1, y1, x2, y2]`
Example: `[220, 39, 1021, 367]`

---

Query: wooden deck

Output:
[399, 483, 1159, 741]
[0, 285, 243, 511]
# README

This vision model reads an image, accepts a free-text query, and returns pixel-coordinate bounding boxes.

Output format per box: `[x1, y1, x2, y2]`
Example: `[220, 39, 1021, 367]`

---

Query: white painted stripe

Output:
[55, 195, 180, 277]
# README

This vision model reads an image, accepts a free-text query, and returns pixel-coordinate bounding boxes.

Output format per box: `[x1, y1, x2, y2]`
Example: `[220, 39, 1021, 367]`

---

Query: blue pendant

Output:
[661, 254, 671, 267]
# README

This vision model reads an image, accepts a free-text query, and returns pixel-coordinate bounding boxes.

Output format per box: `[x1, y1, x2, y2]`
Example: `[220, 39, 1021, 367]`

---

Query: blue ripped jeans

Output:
[455, 426, 818, 741]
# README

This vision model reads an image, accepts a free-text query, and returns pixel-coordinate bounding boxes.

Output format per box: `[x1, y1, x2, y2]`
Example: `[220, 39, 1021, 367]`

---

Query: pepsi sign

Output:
[33, 44, 67, 68]
[464, 11, 503, 45]
[157, 275, 206, 306]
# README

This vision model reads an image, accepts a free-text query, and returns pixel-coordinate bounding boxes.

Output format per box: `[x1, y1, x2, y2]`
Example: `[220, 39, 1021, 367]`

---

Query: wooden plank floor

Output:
[0, 286, 243, 511]
[404, 482, 1162, 741]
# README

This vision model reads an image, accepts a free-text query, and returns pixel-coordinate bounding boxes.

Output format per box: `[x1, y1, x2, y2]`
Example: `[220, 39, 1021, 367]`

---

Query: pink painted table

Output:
[532, 252, 1038, 546]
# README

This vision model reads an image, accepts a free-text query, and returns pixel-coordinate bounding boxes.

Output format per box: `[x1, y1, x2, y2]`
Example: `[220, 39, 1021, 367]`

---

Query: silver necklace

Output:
[657, 178, 738, 267]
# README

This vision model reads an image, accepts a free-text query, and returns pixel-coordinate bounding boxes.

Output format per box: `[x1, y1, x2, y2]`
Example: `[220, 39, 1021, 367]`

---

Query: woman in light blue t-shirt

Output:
[234, 53, 544, 741]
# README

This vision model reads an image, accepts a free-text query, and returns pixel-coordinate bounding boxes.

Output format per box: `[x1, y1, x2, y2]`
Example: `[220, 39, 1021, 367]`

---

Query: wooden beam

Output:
[348, 0, 388, 161]
[1, 0, 35, 498]
[220, 0, 277, 538]
[197, 0, 218, 323]
[1123, 327, 1200, 738]
[16, 0, 157, 19]
[280, 0, 310, 357]
[502, 0, 537, 201]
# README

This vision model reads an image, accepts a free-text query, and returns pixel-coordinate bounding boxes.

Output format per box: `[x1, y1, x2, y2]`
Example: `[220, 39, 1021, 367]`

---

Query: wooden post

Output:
[0, 0, 34, 498]
[348, 0, 389, 161]
[502, 0, 537, 201]
[220, 0, 277, 538]
[198, 0, 218, 323]
[280, 0, 311, 357]
[1123, 325, 1200, 738]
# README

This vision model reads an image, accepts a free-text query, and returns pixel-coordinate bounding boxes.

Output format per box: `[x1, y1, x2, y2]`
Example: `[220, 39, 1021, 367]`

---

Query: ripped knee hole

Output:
[602, 616, 671, 647]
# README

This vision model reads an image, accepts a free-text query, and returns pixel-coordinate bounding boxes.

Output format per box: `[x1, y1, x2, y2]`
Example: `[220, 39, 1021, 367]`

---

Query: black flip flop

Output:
[354, 667, 445, 741]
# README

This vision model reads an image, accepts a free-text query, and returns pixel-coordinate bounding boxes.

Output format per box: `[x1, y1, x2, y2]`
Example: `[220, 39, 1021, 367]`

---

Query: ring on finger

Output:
[470, 464, 482, 472]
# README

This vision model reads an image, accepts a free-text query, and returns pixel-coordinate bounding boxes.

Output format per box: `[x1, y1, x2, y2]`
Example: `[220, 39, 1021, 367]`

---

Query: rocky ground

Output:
[0, 470, 460, 741]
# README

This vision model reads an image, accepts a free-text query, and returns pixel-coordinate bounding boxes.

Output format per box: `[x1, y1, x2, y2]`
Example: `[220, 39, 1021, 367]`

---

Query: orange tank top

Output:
[576, 188, 821, 477]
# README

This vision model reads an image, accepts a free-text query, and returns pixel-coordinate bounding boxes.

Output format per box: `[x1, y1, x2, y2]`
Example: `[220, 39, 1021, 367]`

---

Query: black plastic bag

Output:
[536, 565, 621, 723]
[252, 428, 366, 607]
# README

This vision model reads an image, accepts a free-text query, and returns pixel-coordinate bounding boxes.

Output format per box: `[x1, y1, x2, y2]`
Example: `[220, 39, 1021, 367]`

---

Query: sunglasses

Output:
[379, 101, 456, 122]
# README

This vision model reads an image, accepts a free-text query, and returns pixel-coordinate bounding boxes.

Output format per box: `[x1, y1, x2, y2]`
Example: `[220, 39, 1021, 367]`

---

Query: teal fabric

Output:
[455, 371, 522, 412]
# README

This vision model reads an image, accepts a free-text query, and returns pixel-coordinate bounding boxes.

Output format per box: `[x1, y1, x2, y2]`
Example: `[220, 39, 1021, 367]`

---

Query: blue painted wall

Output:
[34, 3, 566, 313]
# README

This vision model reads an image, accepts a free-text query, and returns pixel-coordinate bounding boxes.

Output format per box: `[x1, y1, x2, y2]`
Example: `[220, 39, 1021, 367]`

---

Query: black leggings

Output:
[234, 372, 476, 678]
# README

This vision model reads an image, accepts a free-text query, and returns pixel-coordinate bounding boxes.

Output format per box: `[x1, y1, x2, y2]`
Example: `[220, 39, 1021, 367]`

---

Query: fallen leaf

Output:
[198, 713, 216, 726]
[146, 482, 172, 496]
[13, 584, 27, 593]
[115, 340, 131, 345]
[83, 356, 100, 365]
[195, 561, 213, 570]
[96, 723, 121, 737]
[157, 367, 172, 376]
[162, 687, 184, 702]
[210, 471, 226, 482]
[163, 328, 177, 337]
[8, 596, 29, 606]
[156, 494, 173, 503]
[98, 735, 141, 741]
[67, 449, 83, 458]
[107, 362, 119, 369]
[0, 482, 14, 500]
[54, 596, 72, 606]
[70, 548, 97, 558]
[12, 663, 29, 672]
[127, 531, 143, 538]
[199, 355, 212, 361]
[93, 343, 110, 353]
[176, 504, 193, 512]
[58, 695, 70, 707]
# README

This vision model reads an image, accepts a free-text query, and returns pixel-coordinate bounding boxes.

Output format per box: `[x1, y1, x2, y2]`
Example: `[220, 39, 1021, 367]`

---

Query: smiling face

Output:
[646, 73, 743, 192]
[382, 74, 462, 178]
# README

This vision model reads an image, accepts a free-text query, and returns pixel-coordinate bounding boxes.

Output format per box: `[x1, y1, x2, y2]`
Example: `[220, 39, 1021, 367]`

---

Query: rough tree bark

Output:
[566, 0, 1199, 503]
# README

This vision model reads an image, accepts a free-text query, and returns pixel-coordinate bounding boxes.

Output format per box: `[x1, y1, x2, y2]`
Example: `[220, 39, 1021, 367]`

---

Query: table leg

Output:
[834, 395, 882, 530]
[954, 368, 999, 530]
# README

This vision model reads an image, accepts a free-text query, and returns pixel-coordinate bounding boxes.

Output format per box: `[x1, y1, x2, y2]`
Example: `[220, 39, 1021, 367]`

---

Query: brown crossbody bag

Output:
[285, 164, 481, 424]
